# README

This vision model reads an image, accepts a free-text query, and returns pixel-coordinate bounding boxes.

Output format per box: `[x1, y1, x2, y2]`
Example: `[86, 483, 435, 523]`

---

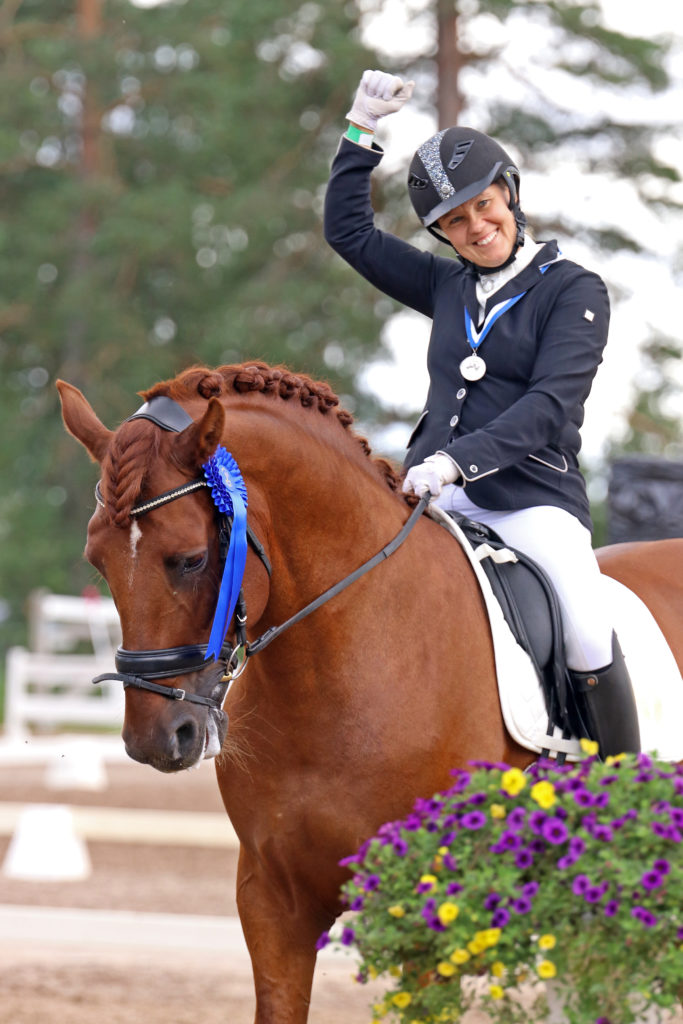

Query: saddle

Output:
[444, 512, 589, 749]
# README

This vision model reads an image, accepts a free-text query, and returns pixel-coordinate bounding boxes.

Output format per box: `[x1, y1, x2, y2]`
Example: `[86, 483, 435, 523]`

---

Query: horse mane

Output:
[102, 362, 407, 527]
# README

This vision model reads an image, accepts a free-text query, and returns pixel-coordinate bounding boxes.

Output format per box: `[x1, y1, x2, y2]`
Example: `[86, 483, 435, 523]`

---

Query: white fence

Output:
[3, 590, 123, 739]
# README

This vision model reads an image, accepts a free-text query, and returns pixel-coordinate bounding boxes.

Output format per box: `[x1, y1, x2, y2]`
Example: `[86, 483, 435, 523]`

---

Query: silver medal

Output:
[459, 354, 487, 381]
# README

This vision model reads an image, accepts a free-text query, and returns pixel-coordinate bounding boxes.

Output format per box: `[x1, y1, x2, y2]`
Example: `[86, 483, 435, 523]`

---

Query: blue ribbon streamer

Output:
[464, 265, 550, 355]
[202, 446, 249, 662]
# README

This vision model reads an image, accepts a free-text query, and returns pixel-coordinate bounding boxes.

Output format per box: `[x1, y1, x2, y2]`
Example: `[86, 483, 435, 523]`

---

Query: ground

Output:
[0, 744, 382, 1024]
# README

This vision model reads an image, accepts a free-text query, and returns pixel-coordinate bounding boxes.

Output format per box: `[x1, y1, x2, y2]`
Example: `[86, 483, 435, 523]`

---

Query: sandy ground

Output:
[0, 744, 383, 1024]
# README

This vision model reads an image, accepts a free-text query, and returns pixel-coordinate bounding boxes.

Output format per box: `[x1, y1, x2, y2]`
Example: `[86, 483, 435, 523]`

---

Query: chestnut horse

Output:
[57, 363, 683, 1024]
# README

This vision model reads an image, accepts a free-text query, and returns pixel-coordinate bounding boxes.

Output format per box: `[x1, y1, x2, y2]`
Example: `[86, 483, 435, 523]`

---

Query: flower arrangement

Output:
[320, 745, 682, 1024]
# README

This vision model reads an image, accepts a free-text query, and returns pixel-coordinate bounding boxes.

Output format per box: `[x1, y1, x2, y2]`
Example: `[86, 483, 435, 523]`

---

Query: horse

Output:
[56, 362, 683, 1024]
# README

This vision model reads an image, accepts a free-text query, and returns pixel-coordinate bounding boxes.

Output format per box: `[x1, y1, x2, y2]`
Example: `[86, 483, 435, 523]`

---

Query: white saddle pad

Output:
[428, 505, 683, 762]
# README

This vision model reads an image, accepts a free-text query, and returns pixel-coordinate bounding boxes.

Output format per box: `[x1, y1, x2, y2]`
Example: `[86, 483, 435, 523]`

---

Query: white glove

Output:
[402, 453, 459, 498]
[346, 69, 415, 132]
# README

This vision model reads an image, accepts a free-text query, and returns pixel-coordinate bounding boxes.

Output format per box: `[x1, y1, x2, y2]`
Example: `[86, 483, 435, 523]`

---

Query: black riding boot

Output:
[569, 634, 641, 758]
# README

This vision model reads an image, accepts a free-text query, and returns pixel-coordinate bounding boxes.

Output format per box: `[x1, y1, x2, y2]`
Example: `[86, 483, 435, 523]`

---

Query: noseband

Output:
[92, 395, 428, 711]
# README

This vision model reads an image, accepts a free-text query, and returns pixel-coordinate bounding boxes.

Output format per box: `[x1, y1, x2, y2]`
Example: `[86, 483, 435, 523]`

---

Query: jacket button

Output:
[456, 387, 467, 400]
[450, 415, 459, 427]
[469, 464, 478, 474]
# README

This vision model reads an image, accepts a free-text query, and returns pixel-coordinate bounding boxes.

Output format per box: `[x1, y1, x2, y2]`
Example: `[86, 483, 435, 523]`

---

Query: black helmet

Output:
[408, 127, 525, 259]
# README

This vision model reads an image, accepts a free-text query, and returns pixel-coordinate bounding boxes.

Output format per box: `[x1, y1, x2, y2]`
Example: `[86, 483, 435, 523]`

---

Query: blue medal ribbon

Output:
[464, 265, 550, 356]
[202, 446, 249, 662]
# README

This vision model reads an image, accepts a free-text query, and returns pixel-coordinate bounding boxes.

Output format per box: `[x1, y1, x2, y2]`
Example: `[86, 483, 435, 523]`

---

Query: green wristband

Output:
[346, 123, 374, 147]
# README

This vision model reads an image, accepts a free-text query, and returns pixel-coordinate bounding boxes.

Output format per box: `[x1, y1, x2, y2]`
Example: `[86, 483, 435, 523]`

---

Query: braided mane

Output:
[103, 362, 406, 526]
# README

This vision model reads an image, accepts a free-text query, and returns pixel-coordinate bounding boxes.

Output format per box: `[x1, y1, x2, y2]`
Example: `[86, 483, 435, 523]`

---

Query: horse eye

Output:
[180, 551, 208, 575]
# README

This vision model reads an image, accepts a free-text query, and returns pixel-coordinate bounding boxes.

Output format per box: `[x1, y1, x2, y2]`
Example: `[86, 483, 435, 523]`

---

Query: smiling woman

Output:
[324, 69, 642, 760]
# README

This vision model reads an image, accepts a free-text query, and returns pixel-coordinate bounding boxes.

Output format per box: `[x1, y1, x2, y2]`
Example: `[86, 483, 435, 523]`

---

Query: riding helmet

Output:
[407, 126, 526, 259]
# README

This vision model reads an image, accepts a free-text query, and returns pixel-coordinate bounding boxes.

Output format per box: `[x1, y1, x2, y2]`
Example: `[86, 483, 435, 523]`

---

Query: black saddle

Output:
[446, 512, 588, 745]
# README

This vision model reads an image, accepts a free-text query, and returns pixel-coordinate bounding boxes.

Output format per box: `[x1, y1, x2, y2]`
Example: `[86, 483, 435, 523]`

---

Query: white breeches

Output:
[436, 485, 614, 671]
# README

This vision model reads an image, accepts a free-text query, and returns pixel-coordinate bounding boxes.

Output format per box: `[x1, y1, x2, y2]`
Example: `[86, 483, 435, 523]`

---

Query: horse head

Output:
[57, 364, 403, 774]
[56, 372, 275, 772]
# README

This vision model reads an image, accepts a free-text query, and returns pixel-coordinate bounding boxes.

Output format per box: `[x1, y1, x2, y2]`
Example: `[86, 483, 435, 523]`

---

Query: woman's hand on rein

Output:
[346, 69, 415, 133]
[402, 453, 460, 498]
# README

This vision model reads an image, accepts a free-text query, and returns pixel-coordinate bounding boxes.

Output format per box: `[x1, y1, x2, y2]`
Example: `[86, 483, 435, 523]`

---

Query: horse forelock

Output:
[140, 362, 406, 496]
[100, 419, 163, 528]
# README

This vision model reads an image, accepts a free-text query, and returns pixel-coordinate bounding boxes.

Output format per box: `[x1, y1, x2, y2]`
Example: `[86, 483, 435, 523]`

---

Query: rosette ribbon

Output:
[202, 446, 249, 662]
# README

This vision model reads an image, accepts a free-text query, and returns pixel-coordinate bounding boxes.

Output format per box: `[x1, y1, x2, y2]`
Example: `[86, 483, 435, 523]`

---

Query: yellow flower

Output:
[531, 780, 556, 809]
[450, 948, 471, 965]
[490, 803, 506, 819]
[367, 965, 378, 980]
[389, 965, 402, 977]
[537, 960, 557, 979]
[605, 754, 624, 766]
[392, 992, 412, 1008]
[437, 901, 460, 925]
[472, 928, 501, 949]
[418, 873, 438, 891]
[501, 767, 526, 796]
[489, 984, 505, 1000]
[436, 961, 457, 977]
[438, 845, 449, 855]
[538, 934, 556, 950]
[491, 961, 505, 978]
[388, 905, 405, 918]
[467, 937, 485, 955]
[579, 738, 599, 756]
[372, 1001, 387, 1016]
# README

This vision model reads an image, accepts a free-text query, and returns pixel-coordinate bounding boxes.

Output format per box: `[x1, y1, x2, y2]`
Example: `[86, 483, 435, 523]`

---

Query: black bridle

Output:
[91, 396, 428, 710]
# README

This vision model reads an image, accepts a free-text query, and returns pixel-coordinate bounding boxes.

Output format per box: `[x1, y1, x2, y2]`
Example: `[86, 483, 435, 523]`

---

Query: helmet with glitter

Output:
[408, 126, 524, 253]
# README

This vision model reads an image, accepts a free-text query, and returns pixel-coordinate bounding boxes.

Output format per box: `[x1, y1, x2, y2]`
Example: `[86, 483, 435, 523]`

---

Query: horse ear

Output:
[56, 379, 113, 465]
[174, 396, 225, 469]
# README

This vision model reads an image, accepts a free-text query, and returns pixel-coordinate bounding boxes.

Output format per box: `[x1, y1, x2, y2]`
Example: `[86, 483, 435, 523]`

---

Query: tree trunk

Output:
[436, 0, 463, 127]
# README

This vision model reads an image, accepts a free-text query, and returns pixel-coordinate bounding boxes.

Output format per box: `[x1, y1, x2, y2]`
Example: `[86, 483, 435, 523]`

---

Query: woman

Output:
[324, 69, 640, 757]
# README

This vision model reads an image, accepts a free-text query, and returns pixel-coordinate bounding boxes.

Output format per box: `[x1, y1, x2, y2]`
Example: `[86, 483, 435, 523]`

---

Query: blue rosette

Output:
[202, 446, 249, 662]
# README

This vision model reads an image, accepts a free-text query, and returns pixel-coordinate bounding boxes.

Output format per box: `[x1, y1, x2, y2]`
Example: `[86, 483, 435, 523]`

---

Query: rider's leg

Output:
[438, 492, 640, 755]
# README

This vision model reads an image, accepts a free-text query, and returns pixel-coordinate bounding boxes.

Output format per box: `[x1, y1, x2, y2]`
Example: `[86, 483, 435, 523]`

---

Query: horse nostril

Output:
[174, 718, 198, 755]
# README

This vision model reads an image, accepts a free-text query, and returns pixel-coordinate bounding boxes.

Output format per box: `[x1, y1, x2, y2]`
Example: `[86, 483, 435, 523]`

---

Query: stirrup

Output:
[569, 633, 641, 759]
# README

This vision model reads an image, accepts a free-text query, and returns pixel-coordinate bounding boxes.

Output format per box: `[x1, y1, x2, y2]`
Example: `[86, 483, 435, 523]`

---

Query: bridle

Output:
[92, 396, 428, 711]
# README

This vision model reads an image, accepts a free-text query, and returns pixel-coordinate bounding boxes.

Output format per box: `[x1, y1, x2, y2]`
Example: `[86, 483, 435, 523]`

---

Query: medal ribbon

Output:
[464, 265, 550, 355]
[202, 446, 249, 662]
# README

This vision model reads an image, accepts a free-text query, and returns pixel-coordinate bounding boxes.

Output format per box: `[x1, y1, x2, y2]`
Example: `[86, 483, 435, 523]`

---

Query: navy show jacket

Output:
[324, 137, 611, 532]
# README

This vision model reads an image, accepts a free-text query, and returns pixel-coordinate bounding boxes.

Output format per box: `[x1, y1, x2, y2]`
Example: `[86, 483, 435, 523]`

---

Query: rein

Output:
[91, 395, 428, 710]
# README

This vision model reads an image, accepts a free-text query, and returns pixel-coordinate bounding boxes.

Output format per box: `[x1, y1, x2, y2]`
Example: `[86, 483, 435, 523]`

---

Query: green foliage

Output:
[0, 0, 389, 646]
[330, 752, 683, 1024]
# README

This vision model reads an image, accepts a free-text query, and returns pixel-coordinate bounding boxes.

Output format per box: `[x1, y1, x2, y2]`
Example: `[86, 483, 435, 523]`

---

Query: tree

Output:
[0, 0, 392, 647]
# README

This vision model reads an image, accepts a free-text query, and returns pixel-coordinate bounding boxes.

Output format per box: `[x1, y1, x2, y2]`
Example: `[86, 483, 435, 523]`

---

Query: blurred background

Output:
[1, 0, 682, 691]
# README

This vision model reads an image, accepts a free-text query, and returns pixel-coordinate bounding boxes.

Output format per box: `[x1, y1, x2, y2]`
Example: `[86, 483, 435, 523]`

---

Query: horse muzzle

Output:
[94, 642, 236, 772]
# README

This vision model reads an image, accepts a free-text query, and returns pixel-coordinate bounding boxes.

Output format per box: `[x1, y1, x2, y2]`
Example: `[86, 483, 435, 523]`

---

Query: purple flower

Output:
[653, 859, 671, 875]
[316, 931, 330, 950]
[491, 907, 511, 928]
[573, 788, 595, 807]
[572, 874, 591, 896]
[446, 881, 463, 895]
[522, 881, 539, 897]
[363, 874, 381, 892]
[632, 906, 657, 928]
[528, 838, 547, 854]
[515, 849, 534, 869]
[652, 822, 682, 842]
[585, 884, 607, 904]
[593, 791, 611, 808]
[461, 811, 487, 830]
[592, 824, 614, 842]
[340, 926, 355, 946]
[569, 837, 586, 856]
[499, 830, 523, 850]
[557, 853, 579, 870]
[392, 838, 409, 856]
[507, 807, 526, 831]
[641, 870, 663, 891]
[511, 896, 532, 914]
[542, 817, 569, 845]
[349, 896, 364, 911]
[670, 808, 683, 827]
[484, 892, 501, 911]
[528, 811, 548, 834]
[443, 852, 458, 871]
[604, 900, 619, 917]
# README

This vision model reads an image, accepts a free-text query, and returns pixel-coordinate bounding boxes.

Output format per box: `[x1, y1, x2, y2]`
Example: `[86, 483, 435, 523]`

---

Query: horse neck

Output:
[231, 404, 406, 629]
